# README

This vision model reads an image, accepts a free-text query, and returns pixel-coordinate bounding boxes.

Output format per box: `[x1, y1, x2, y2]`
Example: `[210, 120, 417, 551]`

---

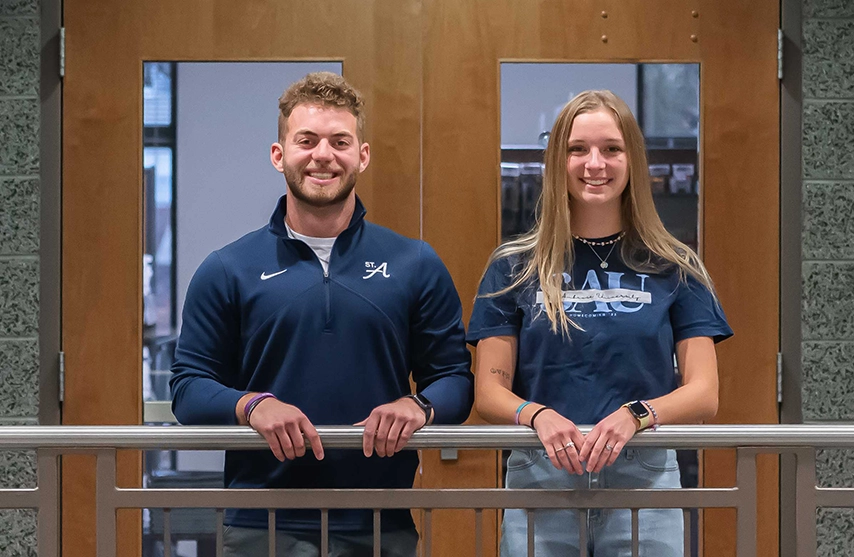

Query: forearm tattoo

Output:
[490, 367, 511, 381]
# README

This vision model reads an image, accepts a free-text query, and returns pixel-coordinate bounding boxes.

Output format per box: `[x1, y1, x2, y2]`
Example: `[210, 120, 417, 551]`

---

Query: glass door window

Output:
[499, 62, 700, 250]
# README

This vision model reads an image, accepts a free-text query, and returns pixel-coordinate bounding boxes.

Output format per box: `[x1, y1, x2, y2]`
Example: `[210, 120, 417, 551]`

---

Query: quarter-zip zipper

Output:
[323, 268, 332, 332]
[282, 219, 341, 332]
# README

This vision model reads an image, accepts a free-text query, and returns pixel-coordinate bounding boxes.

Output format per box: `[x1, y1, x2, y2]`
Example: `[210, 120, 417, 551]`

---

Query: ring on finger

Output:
[555, 441, 575, 453]
[605, 443, 615, 451]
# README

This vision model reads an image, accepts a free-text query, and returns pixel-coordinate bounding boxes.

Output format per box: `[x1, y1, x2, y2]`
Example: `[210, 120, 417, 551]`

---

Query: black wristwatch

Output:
[406, 393, 433, 425]
[622, 400, 651, 431]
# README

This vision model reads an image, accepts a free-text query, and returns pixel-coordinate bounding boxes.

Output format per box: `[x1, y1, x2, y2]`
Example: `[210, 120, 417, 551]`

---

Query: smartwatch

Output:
[622, 400, 651, 431]
[406, 393, 433, 425]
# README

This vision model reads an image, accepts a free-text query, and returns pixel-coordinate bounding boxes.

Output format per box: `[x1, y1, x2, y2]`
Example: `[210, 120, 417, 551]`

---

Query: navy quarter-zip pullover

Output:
[170, 195, 473, 532]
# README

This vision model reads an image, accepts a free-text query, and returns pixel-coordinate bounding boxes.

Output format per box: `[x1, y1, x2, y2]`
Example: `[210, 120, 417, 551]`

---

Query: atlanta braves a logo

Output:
[363, 261, 390, 279]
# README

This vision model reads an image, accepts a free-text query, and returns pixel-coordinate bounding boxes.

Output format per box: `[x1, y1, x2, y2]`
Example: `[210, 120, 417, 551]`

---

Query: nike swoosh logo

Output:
[260, 269, 288, 280]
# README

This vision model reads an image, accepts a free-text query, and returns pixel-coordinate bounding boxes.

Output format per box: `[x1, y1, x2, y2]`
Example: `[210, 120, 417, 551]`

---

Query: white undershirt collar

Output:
[285, 222, 336, 274]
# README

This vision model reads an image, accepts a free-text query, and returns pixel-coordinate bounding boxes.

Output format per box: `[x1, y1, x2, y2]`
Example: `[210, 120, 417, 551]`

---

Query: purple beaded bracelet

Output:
[244, 392, 276, 423]
[641, 400, 659, 430]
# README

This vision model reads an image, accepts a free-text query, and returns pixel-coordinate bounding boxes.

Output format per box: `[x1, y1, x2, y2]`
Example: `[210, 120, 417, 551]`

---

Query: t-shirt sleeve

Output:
[466, 256, 524, 345]
[669, 274, 733, 344]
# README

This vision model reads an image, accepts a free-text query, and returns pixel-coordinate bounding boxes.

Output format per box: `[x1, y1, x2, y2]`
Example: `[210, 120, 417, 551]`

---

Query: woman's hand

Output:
[579, 407, 637, 473]
[532, 408, 585, 475]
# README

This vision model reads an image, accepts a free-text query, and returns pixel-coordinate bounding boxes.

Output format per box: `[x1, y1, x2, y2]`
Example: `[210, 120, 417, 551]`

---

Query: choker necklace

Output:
[573, 231, 625, 269]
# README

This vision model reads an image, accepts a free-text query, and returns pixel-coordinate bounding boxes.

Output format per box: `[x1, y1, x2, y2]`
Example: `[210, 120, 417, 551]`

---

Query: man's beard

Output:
[284, 165, 358, 209]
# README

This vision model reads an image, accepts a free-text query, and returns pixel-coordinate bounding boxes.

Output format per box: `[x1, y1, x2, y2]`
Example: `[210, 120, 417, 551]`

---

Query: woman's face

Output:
[565, 109, 629, 211]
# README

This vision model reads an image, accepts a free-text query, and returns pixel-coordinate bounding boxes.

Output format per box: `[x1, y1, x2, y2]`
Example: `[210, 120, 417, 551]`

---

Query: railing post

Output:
[779, 451, 798, 557]
[95, 449, 118, 557]
[423, 508, 432, 557]
[37, 449, 60, 557]
[794, 448, 817, 557]
[735, 448, 758, 557]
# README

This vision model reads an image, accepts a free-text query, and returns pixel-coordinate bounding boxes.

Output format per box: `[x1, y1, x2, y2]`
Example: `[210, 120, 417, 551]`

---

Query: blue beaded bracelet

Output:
[515, 401, 532, 425]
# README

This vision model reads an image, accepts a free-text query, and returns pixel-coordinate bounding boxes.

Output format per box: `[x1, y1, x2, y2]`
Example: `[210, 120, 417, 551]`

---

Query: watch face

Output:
[409, 393, 433, 422]
[628, 401, 649, 418]
[412, 393, 431, 409]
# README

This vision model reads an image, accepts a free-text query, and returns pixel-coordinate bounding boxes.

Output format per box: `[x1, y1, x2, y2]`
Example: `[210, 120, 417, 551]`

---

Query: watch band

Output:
[622, 400, 651, 431]
[406, 393, 433, 424]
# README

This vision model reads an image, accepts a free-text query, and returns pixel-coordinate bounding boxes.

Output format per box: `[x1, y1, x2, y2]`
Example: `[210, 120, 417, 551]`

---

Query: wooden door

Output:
[420, 0, 780, 556]
[62, 2, 423, 556]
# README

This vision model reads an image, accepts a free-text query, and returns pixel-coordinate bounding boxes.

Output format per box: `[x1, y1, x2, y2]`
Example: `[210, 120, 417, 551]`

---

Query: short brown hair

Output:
[277, 72, 365, 141]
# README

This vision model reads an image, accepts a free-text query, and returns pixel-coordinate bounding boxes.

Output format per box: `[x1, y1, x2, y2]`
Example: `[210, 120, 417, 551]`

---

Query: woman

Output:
[467, 90, 732, 556]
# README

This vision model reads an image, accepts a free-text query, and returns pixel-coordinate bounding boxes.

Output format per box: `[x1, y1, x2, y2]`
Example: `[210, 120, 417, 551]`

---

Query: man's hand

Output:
[356, 397, 427, 458]
[246, 398, 324, 462]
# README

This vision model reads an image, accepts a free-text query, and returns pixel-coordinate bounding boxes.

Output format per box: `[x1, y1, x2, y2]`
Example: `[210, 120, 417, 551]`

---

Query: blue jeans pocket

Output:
[506, 448, 542, 472]
[631, 448, 680, 472]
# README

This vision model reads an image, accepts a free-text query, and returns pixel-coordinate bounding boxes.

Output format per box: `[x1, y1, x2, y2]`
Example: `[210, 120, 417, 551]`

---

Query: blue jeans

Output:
[223, 525, 418, 557]
[501, 447, 684, 557]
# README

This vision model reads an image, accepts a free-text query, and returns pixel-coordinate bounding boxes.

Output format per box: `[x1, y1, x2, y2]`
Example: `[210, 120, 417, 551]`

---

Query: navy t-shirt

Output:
[467, 237, 733, 425]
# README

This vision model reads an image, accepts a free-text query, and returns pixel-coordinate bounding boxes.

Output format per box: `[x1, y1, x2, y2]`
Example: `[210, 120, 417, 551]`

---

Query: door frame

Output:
[39, 0, 62, 428]
[779, 0, 804, 553]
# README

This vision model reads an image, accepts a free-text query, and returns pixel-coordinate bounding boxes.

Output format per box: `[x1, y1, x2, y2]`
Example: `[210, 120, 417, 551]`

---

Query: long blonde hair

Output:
[486, 90, 714, 336]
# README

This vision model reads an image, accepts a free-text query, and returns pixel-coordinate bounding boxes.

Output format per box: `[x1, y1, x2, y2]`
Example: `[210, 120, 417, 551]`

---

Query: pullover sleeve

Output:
[409, 243, 474, 424]
[170, 252, 246, 425]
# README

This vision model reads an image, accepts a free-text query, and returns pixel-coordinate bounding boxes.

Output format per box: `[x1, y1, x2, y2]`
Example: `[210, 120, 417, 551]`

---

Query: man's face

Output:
[271, 103, 370, 208]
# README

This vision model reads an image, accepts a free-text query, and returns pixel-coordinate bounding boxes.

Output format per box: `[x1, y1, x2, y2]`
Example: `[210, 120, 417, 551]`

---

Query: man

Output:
[170, 72, 473, 557]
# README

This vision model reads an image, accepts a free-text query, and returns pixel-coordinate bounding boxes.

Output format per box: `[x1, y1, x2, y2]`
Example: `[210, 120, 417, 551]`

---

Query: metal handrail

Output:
[3, 423, 854, 449]
[0, 424, 850, 556]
